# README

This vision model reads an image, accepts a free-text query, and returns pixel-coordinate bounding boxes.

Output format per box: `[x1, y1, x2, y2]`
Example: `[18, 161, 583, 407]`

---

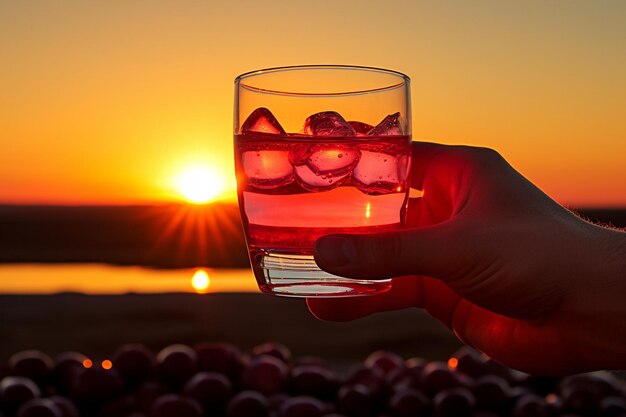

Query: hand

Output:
[309, 142, 626, 375]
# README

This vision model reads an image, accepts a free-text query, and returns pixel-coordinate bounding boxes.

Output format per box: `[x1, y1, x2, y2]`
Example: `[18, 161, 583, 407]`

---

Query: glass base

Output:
[253, 252, 391, 298]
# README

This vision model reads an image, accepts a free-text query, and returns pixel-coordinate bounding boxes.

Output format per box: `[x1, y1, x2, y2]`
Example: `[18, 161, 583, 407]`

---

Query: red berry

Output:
[336, 384, 375, 417]
[600, 396, 626, 417]
[100, 395, 137, 417]
[0, 376, 41, 408]
[16, 398, 62, 417]
[134, 381, 168, 413]
[148, 394, 202, 417]
[9, 351, 54, 384]
[290, 365, 337, 400]
[364, 351, 404, 375]
[387, 387, 430, 417]
[432, 388, 476, 417]
[156, 344, 197, 386]
[512, 393, 550, 417]
[241, 356, 288, 396]
[420, 362, 462, 396]
[111, 344, 155, 383]
[183, 371, 233, 410]
[70, 367, 122, 404]
[279, 396, 327, 417]
[194, 342, 244, 383]
[472, 375, 510, 410]
[53, 352, 88, 387]
[342, 365, 384, 399]
[47, 396, 80, 417]
[226, 390, 270, 417]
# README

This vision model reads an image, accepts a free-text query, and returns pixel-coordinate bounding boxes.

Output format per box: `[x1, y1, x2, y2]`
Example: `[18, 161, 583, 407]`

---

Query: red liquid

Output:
[235, 132, 411, 296]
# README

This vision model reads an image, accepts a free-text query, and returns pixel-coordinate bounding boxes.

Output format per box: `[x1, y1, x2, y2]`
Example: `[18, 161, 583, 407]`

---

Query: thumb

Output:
[313, 221, 469, 280]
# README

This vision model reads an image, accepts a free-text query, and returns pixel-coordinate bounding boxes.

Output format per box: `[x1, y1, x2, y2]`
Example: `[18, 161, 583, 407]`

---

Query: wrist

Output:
[606, 227, 626, 283]
[570, 224, 626, 370]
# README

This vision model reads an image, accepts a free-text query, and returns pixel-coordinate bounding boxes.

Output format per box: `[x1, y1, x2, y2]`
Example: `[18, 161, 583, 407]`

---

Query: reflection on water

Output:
[0, 264, 257, 294]
[191, 269, 210, 293]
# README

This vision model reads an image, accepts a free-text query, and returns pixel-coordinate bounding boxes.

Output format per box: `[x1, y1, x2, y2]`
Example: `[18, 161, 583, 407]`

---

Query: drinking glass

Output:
[234, 65, 411, 297]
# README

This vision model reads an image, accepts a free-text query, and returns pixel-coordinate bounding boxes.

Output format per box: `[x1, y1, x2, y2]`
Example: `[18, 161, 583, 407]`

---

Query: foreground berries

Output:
[1, 342, 625, 417]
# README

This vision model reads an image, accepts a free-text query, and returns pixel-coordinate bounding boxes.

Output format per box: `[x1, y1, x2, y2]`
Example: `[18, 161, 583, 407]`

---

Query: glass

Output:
[234, 65, 411, 297]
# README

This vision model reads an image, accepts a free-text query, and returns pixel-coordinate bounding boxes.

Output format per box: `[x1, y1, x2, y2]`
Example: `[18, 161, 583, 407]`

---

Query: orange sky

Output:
[1, 1, 625, 207]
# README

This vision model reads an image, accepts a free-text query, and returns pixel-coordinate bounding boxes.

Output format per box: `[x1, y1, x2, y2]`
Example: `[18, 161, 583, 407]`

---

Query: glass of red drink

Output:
[234, 65, 411, 297]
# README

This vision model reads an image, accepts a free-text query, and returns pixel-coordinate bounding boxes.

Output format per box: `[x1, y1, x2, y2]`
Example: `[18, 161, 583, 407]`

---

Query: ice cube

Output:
[288, 144, 312, 166]
[303, 111, 356, 136]
[348, 121, 374, 136]
[368, 112, 404, 136]
[305, 145, 360, 176]
[352, 150, 402, 194]
[241, 107, 286, 135]
[294, 164, 349, 192]
[242, 150, 294, 189]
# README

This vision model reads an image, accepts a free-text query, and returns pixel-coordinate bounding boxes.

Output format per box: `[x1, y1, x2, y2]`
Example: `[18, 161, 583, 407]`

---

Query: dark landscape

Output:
[0, 204, 249, 268]
[0, 204, 624, 268]
[0, 293, 460, 366]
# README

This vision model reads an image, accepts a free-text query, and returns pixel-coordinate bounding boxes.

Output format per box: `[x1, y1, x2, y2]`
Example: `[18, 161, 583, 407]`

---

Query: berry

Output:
[561, 385, 600, 416]
[69, 366, 122, 404]
[600, 396, 626, 417]
[336, 384, 375, 417]
[420, 362, 461, 396]
[279, 396, 327, 417]
[134, 381, 168, 413]
[472, 374, 510, 411]
[387, 387, 430, 417]
[16, 398, 62, 417]
[0, 376, 41, 408]
[240, 356, 288, 396]
[432, 388, 476, 417]
[451, 347, 485, 378]
[512, 393, 550, 417]
[183, 371, 233, 410]
[342, 365, 385, 400]
[194, 342, 244, 383]
[111, 344, 155, 384]
[99, 395, 136, 417]
[148, 394, 202, 417]
[226, 390, 270, 417]
[290, 365, 337, 400]
[156, 344, 197, 386]
[47, 396, 80, 417]
[364, 351, 404, 375]
[9, 351, 54, 385]
[53, 352, 88, 388]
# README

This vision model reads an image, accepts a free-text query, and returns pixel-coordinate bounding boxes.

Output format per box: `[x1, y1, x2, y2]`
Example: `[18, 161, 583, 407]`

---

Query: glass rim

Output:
[235, 64, 410, 97]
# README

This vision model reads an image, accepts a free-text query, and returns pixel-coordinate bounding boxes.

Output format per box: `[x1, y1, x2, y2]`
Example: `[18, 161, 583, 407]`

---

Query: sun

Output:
[175, 166, 226, 204]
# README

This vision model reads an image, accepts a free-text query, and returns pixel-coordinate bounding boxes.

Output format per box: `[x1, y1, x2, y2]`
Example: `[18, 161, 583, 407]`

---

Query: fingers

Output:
[307, 275, 465, 330]
[409, 142, 449, 191]
[314, 219, 470, 280]
[306, 276, 422, 321]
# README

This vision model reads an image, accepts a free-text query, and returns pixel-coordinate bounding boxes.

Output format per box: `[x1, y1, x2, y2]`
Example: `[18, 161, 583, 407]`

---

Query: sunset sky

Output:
[1, 1, 625, 207]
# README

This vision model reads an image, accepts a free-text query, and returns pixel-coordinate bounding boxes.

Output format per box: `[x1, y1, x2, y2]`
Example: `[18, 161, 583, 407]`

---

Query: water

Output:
[0, 264, 257, 294]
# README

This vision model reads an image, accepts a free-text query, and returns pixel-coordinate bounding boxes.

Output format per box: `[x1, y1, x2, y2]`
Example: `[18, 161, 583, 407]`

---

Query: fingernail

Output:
[315, 236, 355, 268]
